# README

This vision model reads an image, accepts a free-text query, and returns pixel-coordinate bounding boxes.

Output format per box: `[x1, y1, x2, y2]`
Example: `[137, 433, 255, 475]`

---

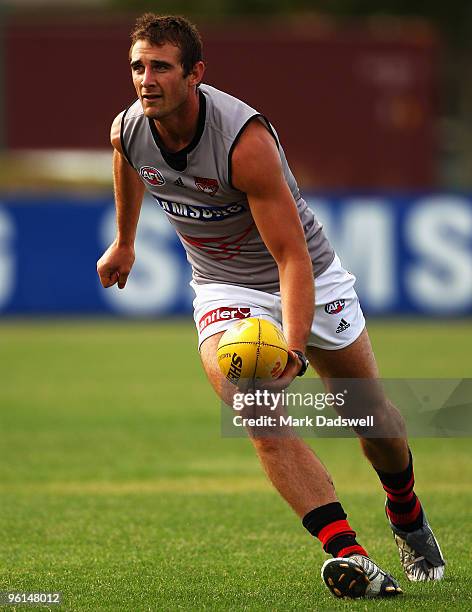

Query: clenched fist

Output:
[97, 241, 135, 289]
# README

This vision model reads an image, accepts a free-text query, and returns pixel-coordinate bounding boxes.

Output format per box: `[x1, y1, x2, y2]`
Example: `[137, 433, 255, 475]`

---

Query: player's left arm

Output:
[231, 119, 314, 381]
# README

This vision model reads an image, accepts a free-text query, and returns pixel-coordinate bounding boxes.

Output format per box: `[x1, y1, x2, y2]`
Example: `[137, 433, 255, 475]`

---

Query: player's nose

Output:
[141, 66, 155, 88]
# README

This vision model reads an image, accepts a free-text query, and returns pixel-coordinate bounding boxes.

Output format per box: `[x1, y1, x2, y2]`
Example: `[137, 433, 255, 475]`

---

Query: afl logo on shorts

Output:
[139, 166, 166, 186]
[324, 299, 345, 315]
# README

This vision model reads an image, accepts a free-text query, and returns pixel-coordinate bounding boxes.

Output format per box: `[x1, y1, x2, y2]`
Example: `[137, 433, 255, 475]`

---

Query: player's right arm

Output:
[97, 112, 145, 289]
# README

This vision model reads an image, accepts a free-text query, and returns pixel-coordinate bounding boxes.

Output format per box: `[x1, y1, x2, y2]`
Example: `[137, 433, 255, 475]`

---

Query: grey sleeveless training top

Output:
[121, 83, 334, 293]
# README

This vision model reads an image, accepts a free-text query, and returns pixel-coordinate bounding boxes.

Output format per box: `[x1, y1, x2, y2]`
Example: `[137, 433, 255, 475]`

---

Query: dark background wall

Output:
[3, 16, 437, 189]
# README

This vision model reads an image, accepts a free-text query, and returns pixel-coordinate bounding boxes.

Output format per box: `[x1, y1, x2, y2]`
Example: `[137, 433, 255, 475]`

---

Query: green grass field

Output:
[0, 319, 471, 611]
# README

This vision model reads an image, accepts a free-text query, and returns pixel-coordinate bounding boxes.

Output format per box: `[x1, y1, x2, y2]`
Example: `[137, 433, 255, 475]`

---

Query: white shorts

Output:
[192, 254, 365, 351]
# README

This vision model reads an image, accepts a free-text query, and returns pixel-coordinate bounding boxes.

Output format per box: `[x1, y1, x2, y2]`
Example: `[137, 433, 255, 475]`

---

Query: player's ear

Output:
[188, 60, 205, 87]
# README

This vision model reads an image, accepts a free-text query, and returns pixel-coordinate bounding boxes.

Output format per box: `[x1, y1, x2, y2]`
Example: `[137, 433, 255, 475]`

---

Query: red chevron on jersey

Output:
[179, 224, 254, 261]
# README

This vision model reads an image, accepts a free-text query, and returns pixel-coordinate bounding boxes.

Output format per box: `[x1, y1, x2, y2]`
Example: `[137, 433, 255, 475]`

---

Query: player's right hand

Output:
[256, 350, 302, 393]
[97, 241, 135, 289]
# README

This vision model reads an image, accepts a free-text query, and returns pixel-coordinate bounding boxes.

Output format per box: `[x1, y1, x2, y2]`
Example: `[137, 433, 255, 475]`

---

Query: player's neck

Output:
[153, 89, 200, 153]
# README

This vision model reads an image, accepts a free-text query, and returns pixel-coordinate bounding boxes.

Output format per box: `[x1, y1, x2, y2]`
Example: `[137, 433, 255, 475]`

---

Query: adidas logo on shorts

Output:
[336, 318, 350, 334]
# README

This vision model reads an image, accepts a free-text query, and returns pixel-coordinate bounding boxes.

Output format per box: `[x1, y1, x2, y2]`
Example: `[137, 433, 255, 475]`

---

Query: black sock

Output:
[302, 501, 368, 558]
[375, 449, 424, 532]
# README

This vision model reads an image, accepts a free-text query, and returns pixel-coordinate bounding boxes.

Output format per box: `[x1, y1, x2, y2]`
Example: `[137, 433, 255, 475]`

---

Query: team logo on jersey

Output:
[199, 307, 251, 333]
[139, 166, 166, 187]
[195, 176, 219, 196]
[324, 299, 346, 315]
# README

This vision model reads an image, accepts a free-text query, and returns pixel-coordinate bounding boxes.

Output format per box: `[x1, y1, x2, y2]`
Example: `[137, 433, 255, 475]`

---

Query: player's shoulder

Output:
[114, 99, 144, 130]
[122, 98, 144, 120]
[117, 99, 144, 134]
[200, 84, 260, 140]
[200, 83, 253, 109]
[110, 100, 143, 151]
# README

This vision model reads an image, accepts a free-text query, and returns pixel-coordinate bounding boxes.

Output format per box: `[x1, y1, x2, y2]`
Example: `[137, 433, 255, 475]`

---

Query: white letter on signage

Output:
[0, 206, 15, 310]
[337, 200, 395, 310]
[406, 196, 472, 311]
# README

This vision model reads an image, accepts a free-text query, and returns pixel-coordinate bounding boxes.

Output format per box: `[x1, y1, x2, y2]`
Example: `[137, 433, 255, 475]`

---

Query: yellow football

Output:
[217, 317, 288, 384]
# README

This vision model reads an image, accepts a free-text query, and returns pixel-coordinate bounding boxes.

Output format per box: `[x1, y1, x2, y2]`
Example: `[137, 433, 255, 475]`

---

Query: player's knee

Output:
[203, 365, 239, 407]
[360, 436, 408, 467]
[250, 436, 285, 454]
[360, 398, 406, 438]
[250, 435, 300, 456]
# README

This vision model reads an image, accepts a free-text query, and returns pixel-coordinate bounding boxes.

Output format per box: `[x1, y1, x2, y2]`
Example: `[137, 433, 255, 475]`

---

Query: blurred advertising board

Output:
[0, 193, 470, 316]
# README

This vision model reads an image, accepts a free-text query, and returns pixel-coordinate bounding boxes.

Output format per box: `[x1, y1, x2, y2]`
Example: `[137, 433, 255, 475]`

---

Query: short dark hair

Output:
[130, 13, 203, 77]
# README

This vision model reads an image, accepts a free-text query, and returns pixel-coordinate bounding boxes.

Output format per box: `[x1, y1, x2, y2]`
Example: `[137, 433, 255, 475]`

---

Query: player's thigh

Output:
[308, 328, 388, 419]
[199, 331, 288, 435]
[199, 331, 238, 406]
[307, 327, 379, 380]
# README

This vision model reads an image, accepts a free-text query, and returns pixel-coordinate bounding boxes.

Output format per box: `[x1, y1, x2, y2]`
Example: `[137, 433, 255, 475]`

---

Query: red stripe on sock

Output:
[386, 490, 415, 503]
[387, 498, 422, 525]
[337, 544, 369, 558]
[317, 520, 354, 547]
[324, 531, 356, 549]
[382, 473, 414, 496]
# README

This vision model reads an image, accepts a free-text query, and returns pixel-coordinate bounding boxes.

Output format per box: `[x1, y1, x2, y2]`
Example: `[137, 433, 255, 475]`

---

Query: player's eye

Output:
[152, 63, 171, 72]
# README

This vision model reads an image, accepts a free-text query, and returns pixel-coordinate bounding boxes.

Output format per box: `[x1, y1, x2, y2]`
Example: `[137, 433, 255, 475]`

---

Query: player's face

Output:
[130, 40, 195, 120]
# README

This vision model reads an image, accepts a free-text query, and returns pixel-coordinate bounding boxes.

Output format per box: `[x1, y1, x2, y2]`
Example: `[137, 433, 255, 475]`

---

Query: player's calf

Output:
[375, 449, 445, 581]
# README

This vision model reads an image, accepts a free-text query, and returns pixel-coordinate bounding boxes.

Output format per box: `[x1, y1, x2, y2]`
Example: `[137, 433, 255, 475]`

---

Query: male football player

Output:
[97, 13, 444, 598]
